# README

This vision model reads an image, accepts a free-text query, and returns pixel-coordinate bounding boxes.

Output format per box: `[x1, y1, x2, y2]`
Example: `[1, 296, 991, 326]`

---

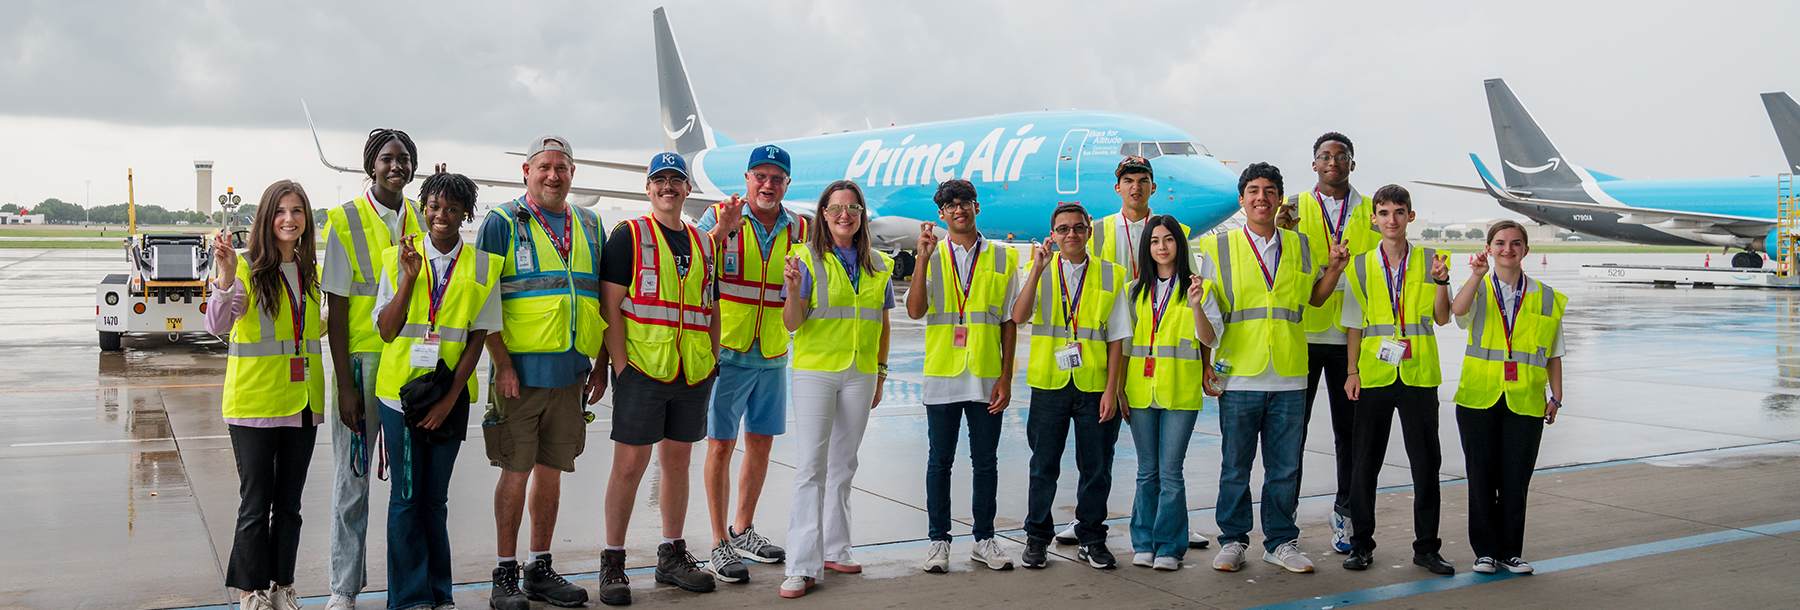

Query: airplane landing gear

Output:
[1732, 251, 1764, 269]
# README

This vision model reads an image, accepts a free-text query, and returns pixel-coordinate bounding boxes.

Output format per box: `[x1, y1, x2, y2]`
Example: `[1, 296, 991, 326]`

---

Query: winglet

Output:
[301, 100, 361, 174]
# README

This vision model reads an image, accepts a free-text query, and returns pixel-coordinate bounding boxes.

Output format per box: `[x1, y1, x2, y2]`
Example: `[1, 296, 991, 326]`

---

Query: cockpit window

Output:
[1117, 142, 1139, 157]
[1157, 141, 1197, 156]
[1121, 141, 1214, 159]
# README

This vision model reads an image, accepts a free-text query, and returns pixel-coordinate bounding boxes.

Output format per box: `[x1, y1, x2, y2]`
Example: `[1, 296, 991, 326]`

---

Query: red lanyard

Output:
[524, 197, 573, 263]
[1147, 277, 1175, 349]
[1492, 274, 1525, 359]
[1122, 218, 1139, 279]
[1058, 257, 1088, 336]
[1316, 189, 1349, 244]
[425, 240, 459, 331]
[1243, 228, 1278, 289]
[283, 274, 305, 356]
[1381, 246, 1408, 337]
[946, 242, 977, 323]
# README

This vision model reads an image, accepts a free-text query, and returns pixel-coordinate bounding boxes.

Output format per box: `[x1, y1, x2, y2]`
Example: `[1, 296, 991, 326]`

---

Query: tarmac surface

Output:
[2, 247, 1797, 609]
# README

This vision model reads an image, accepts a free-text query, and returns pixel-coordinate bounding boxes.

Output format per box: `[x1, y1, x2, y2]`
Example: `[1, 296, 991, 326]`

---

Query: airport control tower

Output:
[195, 160, 213, 216]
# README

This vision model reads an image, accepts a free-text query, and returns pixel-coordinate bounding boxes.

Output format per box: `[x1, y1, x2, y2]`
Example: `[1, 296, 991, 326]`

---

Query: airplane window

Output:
[1158, 142, 1197, 156]
[1118, 142, 1139, 157]
[1192, 142, 1213, 157]
[1141, 145, 1162, 160]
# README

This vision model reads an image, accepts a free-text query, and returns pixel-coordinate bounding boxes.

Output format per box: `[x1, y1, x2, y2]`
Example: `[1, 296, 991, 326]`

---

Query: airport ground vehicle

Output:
[95, 174, 241, 350]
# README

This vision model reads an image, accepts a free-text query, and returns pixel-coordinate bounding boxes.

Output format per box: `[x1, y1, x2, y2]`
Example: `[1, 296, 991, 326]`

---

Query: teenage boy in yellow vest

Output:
[320, 129, 425, 610]
[694, 146, 799, 583]
[1336, 185, 1455, 575]
[906, 179, 1021, 574]
[475, 136, 604, 609]
[597, 153, 722, 604]
[1010, 202, 1128, 570]
[1277, 133, 1379, 555]
[1201, 162, 1347, 574]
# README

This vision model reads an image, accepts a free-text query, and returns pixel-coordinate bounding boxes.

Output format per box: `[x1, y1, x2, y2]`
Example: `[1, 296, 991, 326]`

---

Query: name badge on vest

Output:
[515, 243, 535, 274]
[1054, 342, 1083, 371]
[723, 253, 740, 278]
[952, 325, 968, 349]
[1504, 360, 1519, 382]
[411, 332, 441, 368]
[290, 357, 309, 383]
[1376, 338, 1411, 366]
[639, 269, 659, 296]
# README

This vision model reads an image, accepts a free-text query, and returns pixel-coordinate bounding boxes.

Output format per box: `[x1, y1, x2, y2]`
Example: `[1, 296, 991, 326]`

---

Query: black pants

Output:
[1347, 383, 1442, 554]
[1457, 398, 1543, 560]
[1023, 383, 1122, 545]
[1303, 342, 1357, 517]
[226, 423, 318, 592]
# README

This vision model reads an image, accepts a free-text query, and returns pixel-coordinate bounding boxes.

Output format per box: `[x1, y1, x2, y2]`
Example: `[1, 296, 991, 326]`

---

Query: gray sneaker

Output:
[923, 540, 951, 573]
[970, 538, 1015, 570]
[1212, 542, 1249, 572]
[730, 524, 786, 563]
[708, 538, 750, 583]
[1263, 540, 1315, 573]
[269, 587, 300, 610]
[239, 591, 273, 610]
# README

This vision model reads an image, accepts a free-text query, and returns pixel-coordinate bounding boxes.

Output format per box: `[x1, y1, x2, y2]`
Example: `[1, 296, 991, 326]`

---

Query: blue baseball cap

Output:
[647, 152, 689, 179]
[747, 144, 790, 174]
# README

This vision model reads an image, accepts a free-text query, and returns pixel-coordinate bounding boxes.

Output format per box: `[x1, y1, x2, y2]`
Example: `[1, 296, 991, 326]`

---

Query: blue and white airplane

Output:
[308, 7, 1243, 275]
[1422, 78, 1797, 268]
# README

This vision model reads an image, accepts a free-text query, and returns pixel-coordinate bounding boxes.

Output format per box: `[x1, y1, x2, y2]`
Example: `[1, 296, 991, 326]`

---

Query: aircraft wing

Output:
[1426, 154, 1774, 237]
[504, 151, 649, 173]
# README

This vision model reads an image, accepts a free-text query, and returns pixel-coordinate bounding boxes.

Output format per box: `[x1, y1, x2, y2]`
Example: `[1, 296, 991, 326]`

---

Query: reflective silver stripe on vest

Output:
[1362, 319, 1437, 338]
[930, 241, 1004, 324]
[500, 275, 572, 294]
[1353, 251, 1369, 300]
[925, 309, 1007, 327]
[340, 201, 380, 295]
[812, 254, 833, 309]
[1464, 345, 1550, 368]
[1221, 307, 1302, 324]
[1124, 339, 1202, 361]
[1214, 233, 1234, 306]
[229, 339, 322, 358]
[635, 218, 658, 270]
[1538, 282, 1557, 315]
[474, 250, 491, 286]
[1469, 279, 1487, 346]
[1297, 232, 1312, 275]
[807, 305, 881, 322]
[1032, 325, 1108, 342]
[620, 300, 709, 327]
[397, 323, 470, 344]
[719, 282, 776, 300]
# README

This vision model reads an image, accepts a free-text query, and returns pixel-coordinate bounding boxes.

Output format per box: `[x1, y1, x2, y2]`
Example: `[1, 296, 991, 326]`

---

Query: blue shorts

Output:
[707, 362, 788, 439]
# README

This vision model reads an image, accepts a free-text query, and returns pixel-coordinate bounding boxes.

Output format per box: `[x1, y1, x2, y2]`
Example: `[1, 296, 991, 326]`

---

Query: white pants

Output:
[785, 367, 877, 579]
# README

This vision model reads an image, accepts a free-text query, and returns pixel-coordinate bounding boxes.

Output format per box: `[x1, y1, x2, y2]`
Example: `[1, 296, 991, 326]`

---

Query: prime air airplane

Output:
[1422, 78, 1800, 269]
[309, 7, 1243, 276]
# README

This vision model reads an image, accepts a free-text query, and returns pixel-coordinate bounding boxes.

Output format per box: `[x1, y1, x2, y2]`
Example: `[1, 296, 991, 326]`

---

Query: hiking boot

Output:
[708, 539, 750, 583]
[489, 561, 529, 610]
[1021, 537, 1049, 569]
[730, 524, 786, 563]
[523, 554, 589, 607]
[597, 549, 631, 606]
[655, 540, 717, 593]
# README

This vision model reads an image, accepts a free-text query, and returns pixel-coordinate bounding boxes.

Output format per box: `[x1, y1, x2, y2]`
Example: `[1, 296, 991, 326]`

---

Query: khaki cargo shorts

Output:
[482, 382, 587, 473]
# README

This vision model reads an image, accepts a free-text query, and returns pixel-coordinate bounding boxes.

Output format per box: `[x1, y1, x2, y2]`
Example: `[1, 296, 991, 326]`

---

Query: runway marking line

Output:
[0, 383, 223, 393]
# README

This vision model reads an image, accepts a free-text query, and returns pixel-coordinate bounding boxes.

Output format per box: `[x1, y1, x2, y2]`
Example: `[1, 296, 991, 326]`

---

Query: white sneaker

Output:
[1132, 552, 1154, 568]
[1152, 556, 1180, 571]
[1329, 511, 1353, 554]
[1473, 557, 1498, 574]
[824, 556, 862, 573]
[326, 593, 355, 610]
[1188, 529, 1212, 549]
[1055, 521, 1080, 545]
[1501, 557, 1535, 574]
[778, 576, 815, 599]
[970, 538, 1015, 570]
[923, 540, 951, 573]
[1263, 540, 1315, 573]
[239, 590, 273, 610]
[1212, 542, 1248, 572]
[269, 587, 300, 610]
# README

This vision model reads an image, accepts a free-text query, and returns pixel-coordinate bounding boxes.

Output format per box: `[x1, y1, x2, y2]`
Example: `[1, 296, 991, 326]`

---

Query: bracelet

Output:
[1434, 278, 1451, 286]
[1550, 396, 1562, 408]
[1347, 371, 1359, 376]
[877, 363, 890, 376]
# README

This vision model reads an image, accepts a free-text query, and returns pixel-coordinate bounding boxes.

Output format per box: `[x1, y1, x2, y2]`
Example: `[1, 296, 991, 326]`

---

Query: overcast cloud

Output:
[1, 0, 1795, 225]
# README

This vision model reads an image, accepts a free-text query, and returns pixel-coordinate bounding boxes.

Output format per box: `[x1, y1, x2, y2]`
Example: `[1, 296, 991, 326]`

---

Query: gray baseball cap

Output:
[525, 135, 573, 161]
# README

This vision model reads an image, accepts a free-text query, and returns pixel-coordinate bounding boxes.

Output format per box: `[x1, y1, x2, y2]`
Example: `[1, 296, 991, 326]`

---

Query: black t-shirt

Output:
[602, 219, 699, 287]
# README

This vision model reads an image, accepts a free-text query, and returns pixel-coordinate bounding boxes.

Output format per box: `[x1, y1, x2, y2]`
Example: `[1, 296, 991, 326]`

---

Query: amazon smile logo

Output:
[665, 114, 697, 139]
[1506, 157, 1561, 174]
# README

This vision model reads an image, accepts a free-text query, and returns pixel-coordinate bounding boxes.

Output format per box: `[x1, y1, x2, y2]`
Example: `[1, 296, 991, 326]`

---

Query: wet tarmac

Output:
[2, 248, 1797, 609]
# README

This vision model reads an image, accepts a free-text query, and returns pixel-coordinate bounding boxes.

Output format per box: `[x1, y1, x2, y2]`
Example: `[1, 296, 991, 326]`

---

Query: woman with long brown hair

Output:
[204, 180, 325, 610]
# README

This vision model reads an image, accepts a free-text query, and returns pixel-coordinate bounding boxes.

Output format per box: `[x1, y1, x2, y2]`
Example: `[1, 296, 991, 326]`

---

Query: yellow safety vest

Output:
[491, 198, 604, 357]
[715, 205, 806, 358]
[1088, 212, 1191, 280]
[1198, 229, 1312, 379]
[791, 247, 893, 374]
[923, 238, 1018, 378]
[374, 237, 504, 405]
[1289, 191, 1378, 336]
[324, 195, 426, 354]
[1123, 277, 1206, 410]
[1453, 274, 1566, 417]
[621, 217, 716, 385]
[220, 255, 325, 419]
[1347, 245, 1442, 388]
[1026, 255, 1125, 392]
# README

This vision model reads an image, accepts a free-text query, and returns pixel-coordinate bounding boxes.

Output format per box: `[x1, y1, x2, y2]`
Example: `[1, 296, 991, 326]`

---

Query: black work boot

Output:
[522, 553, 589, 607]
[654, 540, 717, 593]
[488, 561, 529, 610]
[598, 549, 632, 606]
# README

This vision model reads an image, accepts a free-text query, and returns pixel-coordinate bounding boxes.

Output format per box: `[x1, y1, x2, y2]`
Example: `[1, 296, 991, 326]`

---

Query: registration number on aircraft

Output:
[1572, 214, 1594, 221]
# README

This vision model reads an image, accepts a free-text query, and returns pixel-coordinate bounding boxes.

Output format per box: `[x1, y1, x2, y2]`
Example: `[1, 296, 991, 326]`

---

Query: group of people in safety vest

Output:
[205, 129, 1565, 610]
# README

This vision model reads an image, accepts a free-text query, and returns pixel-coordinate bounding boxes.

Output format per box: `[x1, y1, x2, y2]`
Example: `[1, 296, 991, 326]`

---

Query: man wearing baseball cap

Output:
[475, 135, 606, 609]
[596, 152, 723, 603]
[692, 145, 800, 583]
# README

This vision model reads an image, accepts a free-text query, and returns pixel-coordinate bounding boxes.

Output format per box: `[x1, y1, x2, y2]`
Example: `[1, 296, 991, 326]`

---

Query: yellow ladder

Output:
[1781, 173, 1797, 278]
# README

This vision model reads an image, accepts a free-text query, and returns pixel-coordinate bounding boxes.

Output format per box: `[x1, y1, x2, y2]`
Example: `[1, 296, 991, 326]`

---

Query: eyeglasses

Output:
[1051, 223, 1091, 236]
[1314, 153, 1353, 164]
[649, 175, 689, 186]
[747, 172, 788, 184]
[939, 200, 975, 211]
[823, 203, 865, 216]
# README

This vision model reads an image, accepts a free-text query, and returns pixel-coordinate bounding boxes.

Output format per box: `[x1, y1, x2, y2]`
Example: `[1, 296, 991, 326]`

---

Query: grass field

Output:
[1418, 243, 1721, 254]
[0, 226, 200, 238]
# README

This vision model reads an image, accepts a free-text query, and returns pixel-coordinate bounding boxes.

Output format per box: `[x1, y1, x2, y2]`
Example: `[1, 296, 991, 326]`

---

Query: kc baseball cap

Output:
[647, 152, 690, 179]
[526, 135, 573, 161]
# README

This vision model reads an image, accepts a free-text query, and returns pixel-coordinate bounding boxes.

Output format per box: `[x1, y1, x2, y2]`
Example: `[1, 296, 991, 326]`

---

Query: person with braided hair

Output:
[320, 128, 425, 610]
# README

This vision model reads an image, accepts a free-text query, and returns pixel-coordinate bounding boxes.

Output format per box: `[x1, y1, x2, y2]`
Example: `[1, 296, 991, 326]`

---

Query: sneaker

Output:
[269, 587, 299, 610]
[489, 561, 530, 610]
[1342, 549, 1373, 571]
[523, 554, 590, 607]
[708, 539, 750, 584]
[1152, 556, 1180, 571]
[1021, 538, 1049, 569]
[434, 604, 457, 610]
[597, 549, 631, 606]
[1078, 542, 1117, 569]
[824, 557, 862, 573]
[1263, 540, 1315, 573]
[923, 540, 951, 573]
[655, 540, 718, 593]
[1132, 552, 1154, 568]
[239, 591, 273, 610]
[1188, 529, 1212, 550]
[1472, 557, 1497, 574]
[730, 524, 787, 564]
[970, 538, 1015, 571]
[1054, 520, 1080, 545]
[1414, 552, 1455, 575]
[1329, 511, 1353, 554]
[1501, 557, 1534, 574]
[778, 576, 815, 599]
[326, 593, 356, 610]
[1212, 542, 1249, 572]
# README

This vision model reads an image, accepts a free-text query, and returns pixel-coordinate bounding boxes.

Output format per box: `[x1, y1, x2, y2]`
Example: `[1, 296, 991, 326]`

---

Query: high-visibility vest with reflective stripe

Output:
[221, 254, 325, 419]
[715, 205, 806, 358]
[1026, 255, 1125, 392]
[923, 239, 1018, 378]
[1453, 275, 1566, 417]
[324, 195, 426, 354]
[490, 198, 604, 357]
[1123, 276, 1206, 411]
[1198, 229, 1312, 379]
[1289, 191, 1378, 335]
[621, 217, 716, 385]
[791, 246, 893, 373]
[1347, 245, 1442, 388]
[374, 237, 504, 405]
[1088, 212, 1191, 280]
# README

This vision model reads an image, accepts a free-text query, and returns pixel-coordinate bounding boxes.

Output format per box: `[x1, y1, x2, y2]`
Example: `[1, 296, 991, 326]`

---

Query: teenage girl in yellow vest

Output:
[1448, 219, 1566, 576]
[775, 180, 895, 598]
[204, 180, 324, 610]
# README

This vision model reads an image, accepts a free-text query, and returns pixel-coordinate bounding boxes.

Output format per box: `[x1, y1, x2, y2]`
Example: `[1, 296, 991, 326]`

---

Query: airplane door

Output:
[1057, 129, 1088, 194]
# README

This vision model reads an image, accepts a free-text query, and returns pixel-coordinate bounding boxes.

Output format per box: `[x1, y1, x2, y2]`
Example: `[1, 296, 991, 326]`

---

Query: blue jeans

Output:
[1024, 384, 1121, 545]
[1215, 390, 1307, 552]
[925, 401, 1002, 542]
[1127, 407, 1199, 559]
[328, 353, 382, 596]
[381, 406, 460, 610]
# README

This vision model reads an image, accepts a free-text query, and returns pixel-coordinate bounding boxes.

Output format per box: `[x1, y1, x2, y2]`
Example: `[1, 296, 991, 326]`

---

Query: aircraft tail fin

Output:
[1484, 78, 1583, 189]
[654, 8, 726, 156]
[1761, 92, 1800, 174]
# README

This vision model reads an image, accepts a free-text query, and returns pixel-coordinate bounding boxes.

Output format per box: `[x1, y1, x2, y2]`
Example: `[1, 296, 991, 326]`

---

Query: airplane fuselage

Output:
[1494, 175, 1777, 249]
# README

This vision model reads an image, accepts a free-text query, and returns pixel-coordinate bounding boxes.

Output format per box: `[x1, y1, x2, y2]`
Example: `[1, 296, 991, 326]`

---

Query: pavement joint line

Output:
[0, 382, 224, 393]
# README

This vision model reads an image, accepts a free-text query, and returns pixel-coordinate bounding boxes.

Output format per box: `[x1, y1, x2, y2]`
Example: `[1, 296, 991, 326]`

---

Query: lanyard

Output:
[1381, 246, 1408, 337]
[833, 247, 860, 291]
[1243, 228, 1278, 289]
[1492, 273, 1525, 359]
[365, 187, 414, 238]
[946, 241, 977, 324]
[1316, 189, 1349, 244]
[282, 273, 306, 357]
[1121, 216, 1140, 279]
[1147, 277, 1175, 351]
[1058, 257, 1088, 337]
[424, 239, 459, 331]
[523, 197, 573, 263]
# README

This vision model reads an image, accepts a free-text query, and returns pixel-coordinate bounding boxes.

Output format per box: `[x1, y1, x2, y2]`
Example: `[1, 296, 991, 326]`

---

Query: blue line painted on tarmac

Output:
[1243, 519, 1800, 610]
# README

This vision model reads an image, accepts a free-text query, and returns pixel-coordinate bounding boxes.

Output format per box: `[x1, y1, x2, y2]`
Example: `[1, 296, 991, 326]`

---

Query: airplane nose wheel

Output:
[1732, 252, 1763, 269]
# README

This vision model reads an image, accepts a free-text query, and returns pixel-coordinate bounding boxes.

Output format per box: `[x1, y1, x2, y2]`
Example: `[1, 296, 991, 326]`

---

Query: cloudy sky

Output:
[2, 0, 1795, 225]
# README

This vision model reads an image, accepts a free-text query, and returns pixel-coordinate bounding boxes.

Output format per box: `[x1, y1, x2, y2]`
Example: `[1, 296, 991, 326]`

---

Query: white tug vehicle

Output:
[95, 172, 244, 350]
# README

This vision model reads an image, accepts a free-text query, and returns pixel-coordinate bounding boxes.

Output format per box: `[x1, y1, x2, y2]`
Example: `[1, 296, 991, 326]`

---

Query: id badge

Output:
[1054, 342, 1083, 371]
[1143, 357, 1156, 377]
[639, 269, 659, 295]
[952, 325, 968, 348]
[723, 253, 740, 277]
[515, 244, 535, 274]
[1376, 339, 1407, 366]
[411, 333, 441, 368]
[290, 357, 309, 383]
[1504, 361, 1519, 382]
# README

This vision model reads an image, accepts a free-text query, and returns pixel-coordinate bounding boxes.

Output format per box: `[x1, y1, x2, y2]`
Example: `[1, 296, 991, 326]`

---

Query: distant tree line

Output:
[0, 197, 330, 228]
